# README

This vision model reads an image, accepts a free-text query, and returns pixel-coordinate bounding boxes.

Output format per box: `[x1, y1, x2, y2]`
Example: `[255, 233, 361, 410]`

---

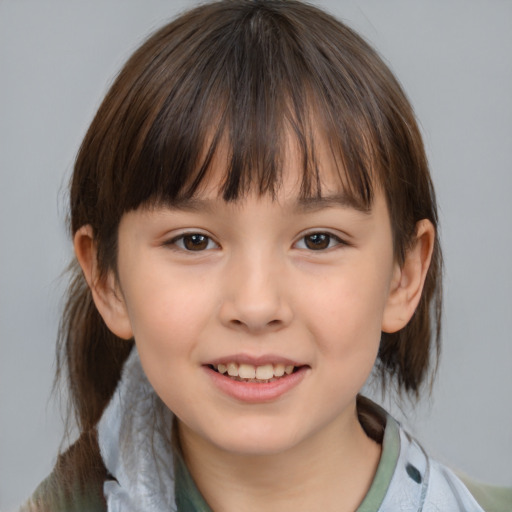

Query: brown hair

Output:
[58, 0, 442, 462]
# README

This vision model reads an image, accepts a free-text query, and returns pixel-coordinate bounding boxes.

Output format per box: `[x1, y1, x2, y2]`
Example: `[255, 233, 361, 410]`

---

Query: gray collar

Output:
[98, 348, 177, 511]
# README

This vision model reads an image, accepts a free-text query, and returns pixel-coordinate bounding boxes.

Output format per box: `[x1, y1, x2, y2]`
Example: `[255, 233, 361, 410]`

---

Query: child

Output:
[19, 1, 510, 511]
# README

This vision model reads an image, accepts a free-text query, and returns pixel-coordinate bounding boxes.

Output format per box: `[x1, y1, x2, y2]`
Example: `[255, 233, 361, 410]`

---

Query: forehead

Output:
[177, 129, 374, 213]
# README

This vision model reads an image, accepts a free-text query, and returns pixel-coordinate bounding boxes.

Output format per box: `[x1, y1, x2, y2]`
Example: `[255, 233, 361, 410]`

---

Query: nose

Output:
[218, 251, 293, 334]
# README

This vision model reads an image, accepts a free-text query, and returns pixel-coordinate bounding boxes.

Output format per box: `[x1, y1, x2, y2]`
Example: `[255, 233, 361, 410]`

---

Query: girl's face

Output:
[112, 145, 400, 457]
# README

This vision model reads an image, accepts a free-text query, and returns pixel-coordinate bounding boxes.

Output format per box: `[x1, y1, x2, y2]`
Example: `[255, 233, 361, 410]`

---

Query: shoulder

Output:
[456, 473, 512, 512]
[422, 458, 487, 511]
[19, 430, 108, 512]
[423, 460, 512, 512]
[388, 425, 511, 512]
[372, 408, 507, 512]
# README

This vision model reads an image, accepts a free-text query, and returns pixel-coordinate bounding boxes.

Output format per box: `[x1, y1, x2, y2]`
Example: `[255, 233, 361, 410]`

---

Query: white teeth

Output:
[255, 364, 274, 380]
[238, 364, 256, 379]
[214, 362, 297, 380]
[273, 363, 285, 377]
[227, 362, 238, 377]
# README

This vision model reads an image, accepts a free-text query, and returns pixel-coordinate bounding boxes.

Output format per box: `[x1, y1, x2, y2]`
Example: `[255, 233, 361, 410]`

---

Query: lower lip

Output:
[204, 366, 309, 403]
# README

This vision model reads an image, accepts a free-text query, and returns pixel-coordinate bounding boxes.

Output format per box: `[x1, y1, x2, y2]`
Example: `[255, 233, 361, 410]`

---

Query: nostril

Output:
[229, 318, 283, 330]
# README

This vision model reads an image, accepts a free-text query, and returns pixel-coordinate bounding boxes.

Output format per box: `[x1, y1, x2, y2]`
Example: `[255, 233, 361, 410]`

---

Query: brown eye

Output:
[172, 234, 217, 251]
[304, 233, 331, 250]
[295, 232, 345, 251]
[183, 234, 209, 251]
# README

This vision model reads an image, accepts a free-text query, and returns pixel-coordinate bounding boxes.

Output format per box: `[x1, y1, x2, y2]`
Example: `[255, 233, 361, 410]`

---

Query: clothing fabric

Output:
[21, 348, 510, 511]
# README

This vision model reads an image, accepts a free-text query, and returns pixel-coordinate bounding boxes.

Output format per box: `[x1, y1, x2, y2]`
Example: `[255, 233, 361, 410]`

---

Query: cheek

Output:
[121, 269, 215, 359]
[308, 266, 390, 338]
[300, 261, 390, 384]
[122, 272, 216, 416]
[311, 288, 382, 401]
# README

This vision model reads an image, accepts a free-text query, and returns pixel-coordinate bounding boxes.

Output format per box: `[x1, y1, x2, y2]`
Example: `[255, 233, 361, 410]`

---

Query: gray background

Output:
[1, 0, 511, 509]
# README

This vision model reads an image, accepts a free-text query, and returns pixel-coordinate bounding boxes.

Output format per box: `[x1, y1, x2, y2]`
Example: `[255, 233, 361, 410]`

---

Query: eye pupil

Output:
[305, 233, 330, 250]
[184, 234, 209, 251]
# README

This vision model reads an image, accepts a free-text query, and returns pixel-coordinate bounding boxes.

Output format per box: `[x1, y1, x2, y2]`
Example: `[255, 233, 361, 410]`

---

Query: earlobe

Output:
[74, 225, 134, 340]
[382, 219, 435, 333]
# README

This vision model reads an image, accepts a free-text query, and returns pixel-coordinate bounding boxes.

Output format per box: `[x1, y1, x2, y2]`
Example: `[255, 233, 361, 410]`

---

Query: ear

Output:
[74, 225, 134, 340]
[382, 219, 435, 333]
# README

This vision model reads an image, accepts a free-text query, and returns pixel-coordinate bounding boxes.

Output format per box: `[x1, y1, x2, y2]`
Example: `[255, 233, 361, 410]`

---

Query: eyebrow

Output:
[158, 193, 371, 214]
[156, 197, 217, 213]
[295, 194, 371, 214]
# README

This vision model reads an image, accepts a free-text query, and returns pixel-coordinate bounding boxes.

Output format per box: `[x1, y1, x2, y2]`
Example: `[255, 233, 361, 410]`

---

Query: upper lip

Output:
[205, 354, 307, 367]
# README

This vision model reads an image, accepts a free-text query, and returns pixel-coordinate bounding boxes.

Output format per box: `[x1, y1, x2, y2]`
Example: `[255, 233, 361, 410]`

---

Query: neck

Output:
[178, 402, 381, 512]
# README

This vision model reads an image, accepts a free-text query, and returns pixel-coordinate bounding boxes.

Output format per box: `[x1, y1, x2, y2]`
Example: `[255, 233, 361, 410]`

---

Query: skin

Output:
[75, 144, 434, 512]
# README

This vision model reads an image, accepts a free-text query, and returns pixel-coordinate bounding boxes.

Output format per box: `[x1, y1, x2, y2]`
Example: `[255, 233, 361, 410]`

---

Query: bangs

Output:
[106, 1, 385, 214]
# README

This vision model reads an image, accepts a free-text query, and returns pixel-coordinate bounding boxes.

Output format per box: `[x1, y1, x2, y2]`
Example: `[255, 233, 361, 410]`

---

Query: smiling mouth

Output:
[208, 362, 301, 383]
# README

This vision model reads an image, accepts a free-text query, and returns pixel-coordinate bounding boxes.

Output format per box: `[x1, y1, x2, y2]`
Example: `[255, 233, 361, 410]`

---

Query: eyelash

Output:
[168, 233, 220, 252]
[166, 231, 346, 252]
[294, 232, 345, 251]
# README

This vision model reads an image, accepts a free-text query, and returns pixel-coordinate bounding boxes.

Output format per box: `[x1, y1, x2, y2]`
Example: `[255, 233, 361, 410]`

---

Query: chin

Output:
[203, 418, 304, 457]
[216, 435, 299, 457]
